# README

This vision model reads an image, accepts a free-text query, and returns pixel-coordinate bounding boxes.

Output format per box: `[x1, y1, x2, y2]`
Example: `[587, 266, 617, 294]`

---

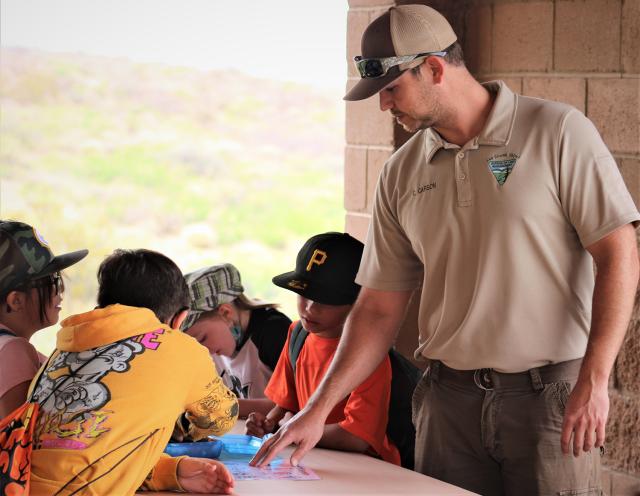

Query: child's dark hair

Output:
[2, 275, 62, 324]
[97, 249, 189, 323]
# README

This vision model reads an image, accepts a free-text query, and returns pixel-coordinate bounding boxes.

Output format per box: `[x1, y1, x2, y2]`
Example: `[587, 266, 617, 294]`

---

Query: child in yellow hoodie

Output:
[28, 249, 239, 495]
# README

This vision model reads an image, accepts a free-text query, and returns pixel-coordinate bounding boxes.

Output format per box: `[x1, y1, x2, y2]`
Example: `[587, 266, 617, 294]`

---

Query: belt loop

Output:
[529, 367, 544, 391]
[429, 360, 441, 382]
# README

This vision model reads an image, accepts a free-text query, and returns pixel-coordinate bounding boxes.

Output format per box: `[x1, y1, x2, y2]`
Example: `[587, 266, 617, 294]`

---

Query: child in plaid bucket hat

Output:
[0, 220, 88, 417]
[182, 263, 291, 418]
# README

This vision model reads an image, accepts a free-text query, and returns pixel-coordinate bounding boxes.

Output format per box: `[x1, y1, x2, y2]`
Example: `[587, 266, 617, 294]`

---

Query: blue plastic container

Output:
[164, 439, 223, 459]
[214, 434, 272, 455]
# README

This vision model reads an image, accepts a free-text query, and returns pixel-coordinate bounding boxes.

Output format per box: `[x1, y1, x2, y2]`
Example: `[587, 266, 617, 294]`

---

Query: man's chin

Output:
[394, 115, 422, 133]
[399, 120, 420, 133]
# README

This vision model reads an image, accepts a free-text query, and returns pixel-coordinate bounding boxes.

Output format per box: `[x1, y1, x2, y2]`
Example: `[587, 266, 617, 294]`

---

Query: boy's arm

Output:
[266, 404, 289, 426]
[181, 374, 239, 440]
[318, 424, 369, 453]
[177, 344, 239, 441]
[238, 398, 275, 418]
[138, 454, 184, 492]
[246, 404, 290, 437]
[139, 455, 234, 495]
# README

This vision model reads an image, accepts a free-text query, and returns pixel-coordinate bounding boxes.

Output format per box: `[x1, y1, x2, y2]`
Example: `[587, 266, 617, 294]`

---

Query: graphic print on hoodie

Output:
[31, 331, 164, 449]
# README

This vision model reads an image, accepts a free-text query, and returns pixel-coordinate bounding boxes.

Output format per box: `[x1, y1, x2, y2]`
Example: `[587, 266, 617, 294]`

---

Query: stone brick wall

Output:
[343, 0, 640, 492]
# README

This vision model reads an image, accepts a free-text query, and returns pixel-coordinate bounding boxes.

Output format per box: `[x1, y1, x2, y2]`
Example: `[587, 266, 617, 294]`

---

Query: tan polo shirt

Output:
[357, 80, 640, 372]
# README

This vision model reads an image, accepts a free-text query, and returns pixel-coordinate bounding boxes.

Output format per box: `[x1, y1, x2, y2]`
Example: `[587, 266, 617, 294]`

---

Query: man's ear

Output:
[170, 309, 189, 330]
[425, 55, 445, 84]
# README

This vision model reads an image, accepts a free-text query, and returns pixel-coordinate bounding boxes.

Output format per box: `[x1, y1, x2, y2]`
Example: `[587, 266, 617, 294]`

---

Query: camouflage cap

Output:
[0, 221, 89, 295]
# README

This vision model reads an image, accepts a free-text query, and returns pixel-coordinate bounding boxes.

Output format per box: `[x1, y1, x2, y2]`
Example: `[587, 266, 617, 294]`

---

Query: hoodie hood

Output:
[57, 304, 168, 352]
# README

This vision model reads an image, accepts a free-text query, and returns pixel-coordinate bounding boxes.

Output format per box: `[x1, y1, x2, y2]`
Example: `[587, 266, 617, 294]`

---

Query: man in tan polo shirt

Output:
[252, 5, 640, 495]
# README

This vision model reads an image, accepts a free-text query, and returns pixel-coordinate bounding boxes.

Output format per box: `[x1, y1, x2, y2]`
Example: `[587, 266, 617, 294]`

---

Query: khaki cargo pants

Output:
[412, 359, 603, 496]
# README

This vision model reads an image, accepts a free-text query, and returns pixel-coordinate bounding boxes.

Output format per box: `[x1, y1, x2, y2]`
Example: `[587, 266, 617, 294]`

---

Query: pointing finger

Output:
[251, 431, 291, 467]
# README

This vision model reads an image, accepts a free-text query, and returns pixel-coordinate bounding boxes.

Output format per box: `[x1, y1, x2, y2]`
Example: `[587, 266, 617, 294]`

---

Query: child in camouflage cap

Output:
[0, 220, 88, 417]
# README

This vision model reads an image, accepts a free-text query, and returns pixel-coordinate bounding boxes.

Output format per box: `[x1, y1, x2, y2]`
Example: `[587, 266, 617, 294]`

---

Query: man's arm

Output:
[561, 223, 639, 456]
[250, 287, 412, 467]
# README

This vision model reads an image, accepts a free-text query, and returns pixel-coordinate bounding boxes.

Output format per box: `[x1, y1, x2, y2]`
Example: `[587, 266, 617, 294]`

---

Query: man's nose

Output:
[379, 90, 393, 111]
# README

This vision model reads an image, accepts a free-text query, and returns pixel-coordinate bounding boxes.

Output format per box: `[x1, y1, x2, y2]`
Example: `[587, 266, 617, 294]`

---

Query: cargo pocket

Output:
[547, 380, 573, 420]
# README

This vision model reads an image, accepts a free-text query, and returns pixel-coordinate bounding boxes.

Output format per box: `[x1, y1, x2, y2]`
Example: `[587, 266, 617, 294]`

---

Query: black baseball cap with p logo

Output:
[272, 232, 364, 305]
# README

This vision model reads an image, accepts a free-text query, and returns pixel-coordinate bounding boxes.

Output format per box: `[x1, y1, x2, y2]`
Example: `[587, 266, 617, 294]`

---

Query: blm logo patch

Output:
[487, 153, 520, 186]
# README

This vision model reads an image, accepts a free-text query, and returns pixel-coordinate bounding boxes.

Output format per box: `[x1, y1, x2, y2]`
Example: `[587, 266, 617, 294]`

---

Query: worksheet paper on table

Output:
[223, 461, 320, 481]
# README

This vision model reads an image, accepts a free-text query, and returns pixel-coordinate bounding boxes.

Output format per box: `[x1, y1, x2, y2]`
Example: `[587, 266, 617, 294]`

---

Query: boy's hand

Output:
[245, 412, 276, 437]
[177, 457, 234, 494]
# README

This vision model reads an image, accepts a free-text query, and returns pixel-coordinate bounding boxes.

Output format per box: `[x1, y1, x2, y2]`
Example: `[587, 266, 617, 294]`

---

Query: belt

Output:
[428, 358, 583, 391]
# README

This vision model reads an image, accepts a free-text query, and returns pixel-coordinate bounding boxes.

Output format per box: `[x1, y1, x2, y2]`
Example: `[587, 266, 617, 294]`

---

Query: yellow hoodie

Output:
[28, 304, 238, 495]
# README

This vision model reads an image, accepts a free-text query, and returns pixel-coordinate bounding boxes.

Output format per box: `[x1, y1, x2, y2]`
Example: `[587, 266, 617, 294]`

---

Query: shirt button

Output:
[457, 152, 464, 159]
[459, 174, 466, 180]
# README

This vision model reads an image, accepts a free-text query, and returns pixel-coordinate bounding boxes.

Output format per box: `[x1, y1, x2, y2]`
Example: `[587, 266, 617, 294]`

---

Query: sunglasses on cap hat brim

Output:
[354, 50, 447, 79]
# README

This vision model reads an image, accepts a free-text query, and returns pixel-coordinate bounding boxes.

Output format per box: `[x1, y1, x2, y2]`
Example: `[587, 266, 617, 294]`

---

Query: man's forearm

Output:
[561, 225, 638, 455]
[582, 224, 639, 383]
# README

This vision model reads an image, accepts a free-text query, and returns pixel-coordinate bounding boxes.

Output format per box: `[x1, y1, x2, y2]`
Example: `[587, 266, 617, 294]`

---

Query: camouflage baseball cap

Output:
[0, 220, 89, 295]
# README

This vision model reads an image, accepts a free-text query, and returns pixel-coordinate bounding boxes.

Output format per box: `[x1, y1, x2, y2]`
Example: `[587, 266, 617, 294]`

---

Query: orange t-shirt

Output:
[265, 322, 401, 465]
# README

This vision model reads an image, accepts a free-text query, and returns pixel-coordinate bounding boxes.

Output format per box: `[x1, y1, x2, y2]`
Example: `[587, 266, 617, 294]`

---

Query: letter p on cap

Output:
[306, 249, 327, 271]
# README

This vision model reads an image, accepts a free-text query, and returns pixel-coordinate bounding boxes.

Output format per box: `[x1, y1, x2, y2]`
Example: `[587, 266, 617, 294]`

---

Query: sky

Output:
[0, 0, 349, 90]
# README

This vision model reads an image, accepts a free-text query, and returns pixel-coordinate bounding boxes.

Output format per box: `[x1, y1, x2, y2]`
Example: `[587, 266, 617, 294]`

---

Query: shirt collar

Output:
[423, 80, 517, 163]
[477, 80, 517, 146]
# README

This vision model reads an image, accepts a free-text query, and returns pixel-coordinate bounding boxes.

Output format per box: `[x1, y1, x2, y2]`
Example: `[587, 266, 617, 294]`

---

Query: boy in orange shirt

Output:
[245, 232, 400, 465]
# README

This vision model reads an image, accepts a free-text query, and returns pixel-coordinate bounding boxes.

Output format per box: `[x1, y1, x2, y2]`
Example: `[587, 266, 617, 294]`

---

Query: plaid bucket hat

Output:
[182, 263, 274, 330]
[0, 220, 88, 295]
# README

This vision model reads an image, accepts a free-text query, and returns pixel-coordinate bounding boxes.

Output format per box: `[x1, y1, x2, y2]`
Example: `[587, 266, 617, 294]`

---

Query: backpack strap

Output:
[27, 350, 58, 402]
[288, 321, 308, 374]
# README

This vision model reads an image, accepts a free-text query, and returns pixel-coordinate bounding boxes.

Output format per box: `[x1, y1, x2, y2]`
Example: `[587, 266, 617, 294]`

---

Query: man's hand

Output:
[177, 457, 234, 494]
[560, 377, 609, 457]
[249, 408, 325, 468]
[245, 412, 276, 437]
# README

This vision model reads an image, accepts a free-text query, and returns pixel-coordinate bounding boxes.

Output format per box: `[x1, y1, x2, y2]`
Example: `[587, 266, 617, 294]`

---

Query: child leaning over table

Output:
[245, 232, 400, 465]
[181, 263, 291, 419]
[27, 249, 239, 495]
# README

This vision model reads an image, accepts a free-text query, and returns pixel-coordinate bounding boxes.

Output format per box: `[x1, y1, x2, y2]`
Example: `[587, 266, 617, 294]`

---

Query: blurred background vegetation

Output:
[0, 47, 345, 352]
